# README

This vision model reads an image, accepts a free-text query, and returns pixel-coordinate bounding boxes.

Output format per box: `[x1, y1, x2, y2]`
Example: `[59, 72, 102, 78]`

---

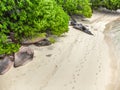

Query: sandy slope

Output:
[0, 11, 120, 90]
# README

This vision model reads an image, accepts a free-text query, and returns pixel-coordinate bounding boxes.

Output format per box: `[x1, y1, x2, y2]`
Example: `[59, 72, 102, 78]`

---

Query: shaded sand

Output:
[0, 11, 120, 90]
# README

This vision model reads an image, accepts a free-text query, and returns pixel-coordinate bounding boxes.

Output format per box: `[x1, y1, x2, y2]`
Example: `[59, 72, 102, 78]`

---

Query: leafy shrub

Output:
[0, 33, 20, 55]
[55, 0, 92, 18]
[0, 0, 69, 55]
[38, 0, 69, 36]
[91, 0, 120, 10]
[90, 0, 103, 9]
[103, 0, 120, 10]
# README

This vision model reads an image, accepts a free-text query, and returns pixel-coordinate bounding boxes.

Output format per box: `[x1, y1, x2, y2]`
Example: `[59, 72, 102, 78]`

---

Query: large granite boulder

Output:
[0, 56, 14, 75]
[14, 46, 34, 67]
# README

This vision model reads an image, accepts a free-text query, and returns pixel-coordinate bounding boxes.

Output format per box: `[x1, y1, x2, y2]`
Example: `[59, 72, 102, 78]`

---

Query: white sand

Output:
[0, 11, 120, 90]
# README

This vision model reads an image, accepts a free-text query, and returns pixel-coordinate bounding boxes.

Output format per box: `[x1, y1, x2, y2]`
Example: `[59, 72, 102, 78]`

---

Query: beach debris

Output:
[34, 38, 51, 46]
[0, 56, 14, 75]
[14, 46, 34, 67]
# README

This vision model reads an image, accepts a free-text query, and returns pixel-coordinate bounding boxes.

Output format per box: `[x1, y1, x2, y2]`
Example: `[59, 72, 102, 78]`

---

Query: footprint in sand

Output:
[94, 60, 102, 86]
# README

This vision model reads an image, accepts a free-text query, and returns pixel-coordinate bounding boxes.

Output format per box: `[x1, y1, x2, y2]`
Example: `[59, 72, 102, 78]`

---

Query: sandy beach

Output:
[0, 11, 120, 90]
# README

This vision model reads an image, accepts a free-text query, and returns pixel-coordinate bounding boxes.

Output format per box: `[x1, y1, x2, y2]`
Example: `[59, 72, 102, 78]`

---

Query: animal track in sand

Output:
[94, 55, 102, 87]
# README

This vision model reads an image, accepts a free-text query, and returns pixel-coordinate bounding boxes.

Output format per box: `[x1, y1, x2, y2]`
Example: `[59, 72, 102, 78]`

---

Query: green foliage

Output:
[103, 0, 120, 10]
[55, 0, 92, 18]
[90, 0, 103, 9]
[48, 37, 56, 44]
[91, 0, 120, 10]
[38, 0, 69, 36]
[0, 33, 20, 55]
[0, 0, 69, 55]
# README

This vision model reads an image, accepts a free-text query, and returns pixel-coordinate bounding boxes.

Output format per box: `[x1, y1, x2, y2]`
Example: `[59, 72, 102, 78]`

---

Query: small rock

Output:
[46, 54, 52, 57]
[0, 56, 13, 75]
[14, 46, 34, 67]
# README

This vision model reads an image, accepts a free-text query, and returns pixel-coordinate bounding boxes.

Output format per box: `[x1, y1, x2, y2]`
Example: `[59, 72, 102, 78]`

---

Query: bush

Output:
[55, 0, 92, 18]
[91, 0, 120, 10]
[0, 33, 20, 55]
[0, 0, 69, 55]
[38, 0, 69, 36]
[103, 0, 120, 10]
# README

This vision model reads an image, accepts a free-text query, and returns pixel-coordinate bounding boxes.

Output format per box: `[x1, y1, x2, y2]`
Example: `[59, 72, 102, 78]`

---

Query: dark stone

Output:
[0, 56, 13, 75]
[34, 39, 51, 46]
[69, 21, 77, 26]
[14, 46, 34, 67]
[69, 17, 94, 36]
[73, 23, 94, 35]
[73, 23, 83, 30]
[46, 54, 52, 57]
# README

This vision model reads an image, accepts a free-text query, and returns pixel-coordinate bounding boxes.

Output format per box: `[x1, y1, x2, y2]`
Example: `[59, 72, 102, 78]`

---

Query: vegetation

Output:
[0, 33, 20, 55]
[48, 37, 56, 44]
[55, 0, 92, 18]
[91, 0, 120, 10]
[0, 0, 69, 55]
[0, 0, 120, 55]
